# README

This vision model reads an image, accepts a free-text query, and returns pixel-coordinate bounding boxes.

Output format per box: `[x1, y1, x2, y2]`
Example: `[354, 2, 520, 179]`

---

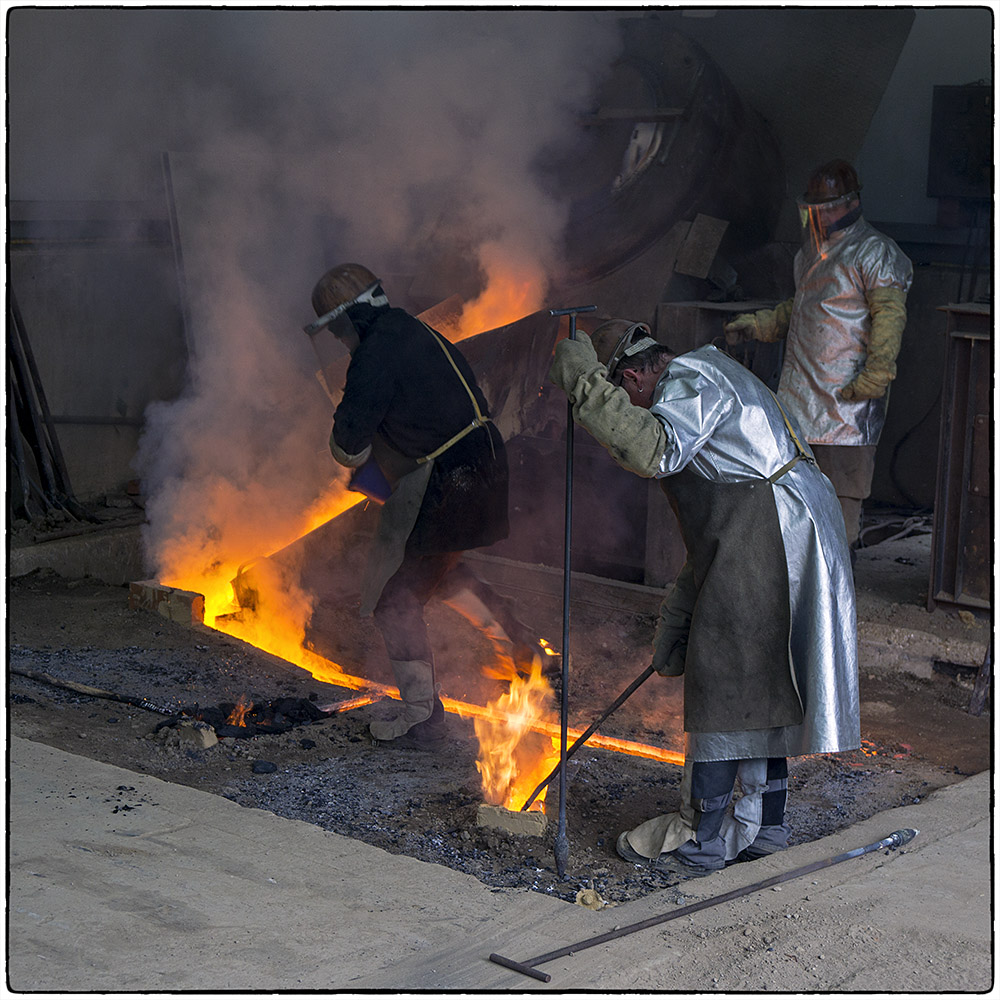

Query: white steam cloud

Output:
[19, 9, 625, 596]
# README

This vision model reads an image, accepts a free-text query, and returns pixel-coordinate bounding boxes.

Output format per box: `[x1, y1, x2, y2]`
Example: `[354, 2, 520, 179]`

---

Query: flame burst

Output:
[474, 656, 560, 813]
[442, 243, 547, 342]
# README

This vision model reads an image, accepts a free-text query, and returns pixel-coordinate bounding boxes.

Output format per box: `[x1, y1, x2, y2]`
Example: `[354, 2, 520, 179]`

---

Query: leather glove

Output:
[652, 562, 697, 676]
[548, 331, 602, 393]
[842, 286, 906, 402]
[549, 331, 667, 478]
[841, 369, 889, 401]
[723, 313, 759, 345]
[724, 298, 794, 345]
[330, 434, 372, 469]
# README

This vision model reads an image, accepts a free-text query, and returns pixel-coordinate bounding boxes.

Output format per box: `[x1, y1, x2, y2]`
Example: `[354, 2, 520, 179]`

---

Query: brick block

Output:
[128, 580, 205, 625]
[477, 802, 548, 837]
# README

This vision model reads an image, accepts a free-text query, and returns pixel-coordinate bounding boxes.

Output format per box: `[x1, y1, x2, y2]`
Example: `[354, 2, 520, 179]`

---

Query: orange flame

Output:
[442, 244, 547, 342]
[474, 656, 560, 813]
[226, 695, 252, 727]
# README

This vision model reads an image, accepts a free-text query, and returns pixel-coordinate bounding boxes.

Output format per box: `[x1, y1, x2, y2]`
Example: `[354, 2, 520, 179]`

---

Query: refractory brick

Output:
[476, 802, 549, 837]
[129, 580, 205, 625]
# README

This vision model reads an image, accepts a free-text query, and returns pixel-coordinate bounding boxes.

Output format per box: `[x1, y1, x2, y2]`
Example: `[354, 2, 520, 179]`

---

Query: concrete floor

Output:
[7, 735, 992, 992]
[7, 518, 994, 992]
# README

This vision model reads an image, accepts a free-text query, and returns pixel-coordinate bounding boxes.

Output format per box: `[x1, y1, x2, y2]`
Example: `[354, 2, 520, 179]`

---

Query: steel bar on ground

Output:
[10, 666, 179, 716]
[489, 828, 919, 982]
[548, 305, 596, 880]
[521, 664, 655, 811]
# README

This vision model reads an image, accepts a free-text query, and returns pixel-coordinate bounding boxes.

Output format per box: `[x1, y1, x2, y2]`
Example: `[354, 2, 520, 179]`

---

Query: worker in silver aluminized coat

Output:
[548, 320, 860, 879]
[725, 160, 913, 551]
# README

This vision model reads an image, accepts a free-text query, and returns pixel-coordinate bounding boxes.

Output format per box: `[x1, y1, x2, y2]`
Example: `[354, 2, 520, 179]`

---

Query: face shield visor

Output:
[302, 280, 389, 336]
[797, 191, 861, 251]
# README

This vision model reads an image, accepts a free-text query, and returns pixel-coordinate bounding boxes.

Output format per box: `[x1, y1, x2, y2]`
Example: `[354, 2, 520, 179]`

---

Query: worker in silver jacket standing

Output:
[548, 320, 860, 878]
[725, 159, 913, 551]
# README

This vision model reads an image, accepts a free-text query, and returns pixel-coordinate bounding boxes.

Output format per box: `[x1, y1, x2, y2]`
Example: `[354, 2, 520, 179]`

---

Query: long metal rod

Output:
[489, 828, 919, 982]
[521, 664, 655, 811]
[548, 305, 596, 880]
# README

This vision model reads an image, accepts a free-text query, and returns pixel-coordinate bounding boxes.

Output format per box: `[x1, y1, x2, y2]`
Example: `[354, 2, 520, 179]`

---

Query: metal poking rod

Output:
[489, 828, 919, 983]
[521, 664, 655, 812]
[547, 304, 597, 880]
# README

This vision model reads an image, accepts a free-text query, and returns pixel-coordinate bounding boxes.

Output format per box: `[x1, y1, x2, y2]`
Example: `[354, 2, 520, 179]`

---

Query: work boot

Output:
[616, 830, 651, 865]
[652, 848, 724, 879]
[378, 696, 449, 751]
[730, 821, 791, 864]
[513, 638, 562, 680]
[616, 832, 721, 879]
[369, 659, 437, 742]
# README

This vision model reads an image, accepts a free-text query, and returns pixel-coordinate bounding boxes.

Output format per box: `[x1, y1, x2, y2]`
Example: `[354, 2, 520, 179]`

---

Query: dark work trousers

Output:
[810, 444, 877, 549]
[373, 550, 463, 663]
[372, 551, 531, 664]
[674, 757, 789, 868]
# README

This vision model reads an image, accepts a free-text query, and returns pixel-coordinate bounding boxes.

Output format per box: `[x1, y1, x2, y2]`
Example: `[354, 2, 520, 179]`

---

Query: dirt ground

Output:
[7, 524, 991, 911]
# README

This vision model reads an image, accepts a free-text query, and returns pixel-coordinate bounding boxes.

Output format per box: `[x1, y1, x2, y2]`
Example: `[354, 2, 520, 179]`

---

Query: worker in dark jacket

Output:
[306, 263, 534, 749]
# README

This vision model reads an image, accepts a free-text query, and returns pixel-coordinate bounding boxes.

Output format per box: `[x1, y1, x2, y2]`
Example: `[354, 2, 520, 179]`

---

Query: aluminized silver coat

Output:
[781, 217, 913, 445]
[651, 346, 860, 760]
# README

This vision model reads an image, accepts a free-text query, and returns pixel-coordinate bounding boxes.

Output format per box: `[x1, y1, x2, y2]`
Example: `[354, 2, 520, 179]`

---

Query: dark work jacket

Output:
[332, 304, 509, 555]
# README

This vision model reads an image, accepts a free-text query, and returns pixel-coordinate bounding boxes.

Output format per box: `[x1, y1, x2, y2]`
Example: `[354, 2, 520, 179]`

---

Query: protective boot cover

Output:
[625, 757, 770, 862]
[369, 659, 436, 740]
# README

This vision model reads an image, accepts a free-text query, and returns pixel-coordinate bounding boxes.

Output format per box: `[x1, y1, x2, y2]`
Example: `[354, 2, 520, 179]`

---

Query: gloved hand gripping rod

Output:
[520, 664, 655, 812]
[547, 304, 596, 880]
[490, 828, 919, 982]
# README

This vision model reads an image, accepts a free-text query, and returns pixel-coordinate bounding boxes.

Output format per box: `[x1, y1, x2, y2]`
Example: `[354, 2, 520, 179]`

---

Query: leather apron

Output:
[659, 468, 803, 734]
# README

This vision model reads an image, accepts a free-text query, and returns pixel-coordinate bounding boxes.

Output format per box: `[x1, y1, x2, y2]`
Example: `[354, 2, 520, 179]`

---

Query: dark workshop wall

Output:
[6, 8, 993, 512]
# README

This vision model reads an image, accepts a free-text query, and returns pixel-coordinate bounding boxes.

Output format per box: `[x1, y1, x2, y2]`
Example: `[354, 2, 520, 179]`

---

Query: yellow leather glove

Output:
[548, 331, 603, 393]
[652, 561, 697, 676]
[724, 298, 794, 345]
[842, 286, 907, 401]
[548, 332, 667, 478]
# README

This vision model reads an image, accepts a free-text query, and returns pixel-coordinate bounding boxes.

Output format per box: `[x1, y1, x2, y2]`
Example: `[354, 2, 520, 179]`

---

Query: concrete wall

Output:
[10, 222, 187, 498]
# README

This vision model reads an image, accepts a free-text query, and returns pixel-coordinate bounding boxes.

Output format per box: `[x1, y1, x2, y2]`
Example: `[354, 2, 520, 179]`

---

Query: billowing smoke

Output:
[68, 9, 626, 608]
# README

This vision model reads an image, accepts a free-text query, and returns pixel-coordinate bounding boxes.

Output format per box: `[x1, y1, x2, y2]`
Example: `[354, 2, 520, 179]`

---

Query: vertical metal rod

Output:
[556, 313, 575, 880]
[548, 304, 596, 880]
[161, 151, 196, 359]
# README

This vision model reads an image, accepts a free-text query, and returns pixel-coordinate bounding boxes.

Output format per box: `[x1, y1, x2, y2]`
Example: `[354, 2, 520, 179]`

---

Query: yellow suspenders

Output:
[766, 389, 813, 484]
[415, 322, 493, 465]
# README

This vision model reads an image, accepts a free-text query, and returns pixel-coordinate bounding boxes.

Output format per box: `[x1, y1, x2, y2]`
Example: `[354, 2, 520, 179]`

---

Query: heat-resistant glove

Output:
[841, 286, 907, 401]
[723, 298, 795, 345]
[652, 562, 697, 676]
[548, 331, 603, 392]
[330, 434, 371, 469]
[548, 333, 667, 478]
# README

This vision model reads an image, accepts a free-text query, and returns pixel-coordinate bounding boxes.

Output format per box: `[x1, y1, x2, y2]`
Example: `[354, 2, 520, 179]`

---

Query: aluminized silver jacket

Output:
[651, 346, 860, 760]
[781, 217, 913, 445]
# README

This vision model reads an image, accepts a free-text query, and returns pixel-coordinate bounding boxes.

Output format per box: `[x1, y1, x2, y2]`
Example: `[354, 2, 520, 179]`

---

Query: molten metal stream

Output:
[204, 614, 683, 766]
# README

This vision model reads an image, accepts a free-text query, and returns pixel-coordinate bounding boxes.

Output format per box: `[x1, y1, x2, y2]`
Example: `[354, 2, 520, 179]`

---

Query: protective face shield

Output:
[590, 320, 657, 384]
[798, 160, 862, 250]
[797, 190, 862, 249]
[303, 264, 389, 336]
